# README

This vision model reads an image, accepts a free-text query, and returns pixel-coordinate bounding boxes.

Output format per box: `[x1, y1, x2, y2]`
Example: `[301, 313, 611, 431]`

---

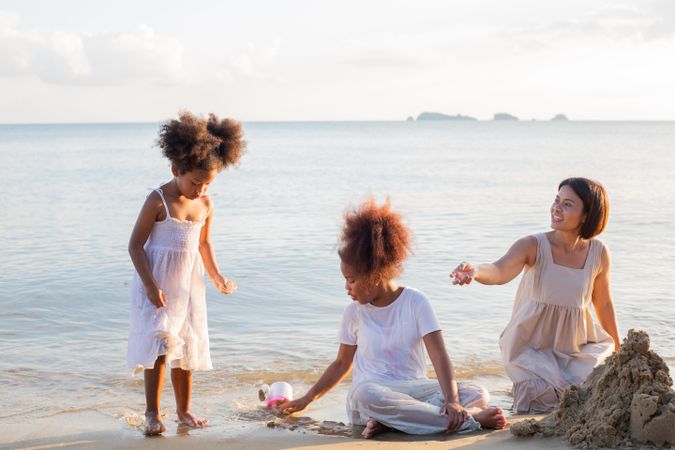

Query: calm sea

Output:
[1, 121, 674, 430]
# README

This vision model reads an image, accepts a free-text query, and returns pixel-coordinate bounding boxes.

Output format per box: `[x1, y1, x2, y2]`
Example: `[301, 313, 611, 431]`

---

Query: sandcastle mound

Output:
[511, 329, 675, 449]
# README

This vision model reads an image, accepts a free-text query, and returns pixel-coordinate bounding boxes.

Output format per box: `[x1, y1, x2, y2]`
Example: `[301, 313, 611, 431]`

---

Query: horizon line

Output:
[2, 119, 675, 126]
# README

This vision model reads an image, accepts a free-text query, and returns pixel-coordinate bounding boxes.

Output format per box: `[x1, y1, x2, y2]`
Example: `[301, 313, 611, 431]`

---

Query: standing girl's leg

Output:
[144, 355, 167, 435]
[171, 368, 208, 427]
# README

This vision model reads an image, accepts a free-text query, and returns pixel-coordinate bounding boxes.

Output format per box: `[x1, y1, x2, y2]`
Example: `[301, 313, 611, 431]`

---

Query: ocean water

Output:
[1, 121, 674, 432]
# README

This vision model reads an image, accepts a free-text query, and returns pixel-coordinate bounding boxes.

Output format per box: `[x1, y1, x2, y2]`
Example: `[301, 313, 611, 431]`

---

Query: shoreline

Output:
[0, 410, 573, 450]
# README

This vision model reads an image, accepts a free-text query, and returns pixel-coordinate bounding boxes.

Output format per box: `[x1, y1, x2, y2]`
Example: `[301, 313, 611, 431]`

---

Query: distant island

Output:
[416, 112, 477, 121]
[407, 111, 570, 121]
[493, 112, 519, 121]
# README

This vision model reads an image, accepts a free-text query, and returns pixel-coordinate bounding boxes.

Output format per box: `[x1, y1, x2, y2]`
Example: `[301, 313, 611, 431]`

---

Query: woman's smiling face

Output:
[551, 184, 586, 233]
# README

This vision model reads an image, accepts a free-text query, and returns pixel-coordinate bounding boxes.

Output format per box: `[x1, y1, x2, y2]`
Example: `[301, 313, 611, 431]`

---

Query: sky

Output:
[1, 0, 674, 123]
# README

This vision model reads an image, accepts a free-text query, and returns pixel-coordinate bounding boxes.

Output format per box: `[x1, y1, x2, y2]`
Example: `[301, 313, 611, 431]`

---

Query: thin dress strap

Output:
[202, 206, 212, 222]
[531, 233, 550, 297]
[586, 239, 604, 276]
[154, 188, 171, 220]
[200, 195, 212, 222]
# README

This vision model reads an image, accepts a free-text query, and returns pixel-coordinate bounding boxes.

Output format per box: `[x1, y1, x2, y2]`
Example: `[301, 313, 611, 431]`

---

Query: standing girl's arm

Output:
[592, 246, 620, 351]
[198, 202, 236, 295]
[423, 331, 468, 432]
[450, 236, 537, 286]
[128, 192, 167, 308]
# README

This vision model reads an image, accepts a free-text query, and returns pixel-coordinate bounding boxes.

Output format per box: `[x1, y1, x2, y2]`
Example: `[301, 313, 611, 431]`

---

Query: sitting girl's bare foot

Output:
[362, 419, 390, 439]
[473, 406, 507, 430]
[176, 410, 208, 428]
[144, 412, 166, 436]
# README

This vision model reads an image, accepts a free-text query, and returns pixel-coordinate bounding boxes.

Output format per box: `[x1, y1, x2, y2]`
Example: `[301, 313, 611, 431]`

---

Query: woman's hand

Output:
[450, 262, 477, 285]
[212, 274, 237, 295]
[145, 285, 168, 308]
[276, 395, 312, 415]
[441, 401, 469, 432]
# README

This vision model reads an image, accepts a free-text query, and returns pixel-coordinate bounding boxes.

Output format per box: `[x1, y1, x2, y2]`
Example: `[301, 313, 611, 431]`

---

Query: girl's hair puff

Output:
[158, 111, 246, 173]
[338, 197, 412, 282]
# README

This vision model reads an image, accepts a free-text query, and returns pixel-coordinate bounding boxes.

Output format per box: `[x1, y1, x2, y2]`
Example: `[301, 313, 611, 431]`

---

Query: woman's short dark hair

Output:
[558, 177, 609, 239]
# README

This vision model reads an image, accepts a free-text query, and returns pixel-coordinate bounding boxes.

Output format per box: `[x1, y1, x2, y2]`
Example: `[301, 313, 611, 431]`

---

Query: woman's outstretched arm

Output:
[277, 344, 357, 414]
[451, 236, 537, 286]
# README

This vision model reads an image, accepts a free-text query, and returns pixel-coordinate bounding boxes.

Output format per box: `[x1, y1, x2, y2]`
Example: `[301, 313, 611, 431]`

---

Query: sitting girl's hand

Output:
[212, 274, 237, 295]
[441, 401, 469, 432]
[276, 395, 312, 415]
[145, 285, 168, 308]
[450, 262, 476, 286]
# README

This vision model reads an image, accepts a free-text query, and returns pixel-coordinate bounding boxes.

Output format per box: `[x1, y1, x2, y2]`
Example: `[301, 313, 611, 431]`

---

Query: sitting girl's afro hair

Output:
[158, 111, 246, 173]
[338, 197, 412, 282]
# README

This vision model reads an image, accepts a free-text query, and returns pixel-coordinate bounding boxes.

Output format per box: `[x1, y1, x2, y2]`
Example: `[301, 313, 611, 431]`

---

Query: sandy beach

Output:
[3, 123, 675, 450]
[3, 2, 675, 450]
[1, 411, 573, 450]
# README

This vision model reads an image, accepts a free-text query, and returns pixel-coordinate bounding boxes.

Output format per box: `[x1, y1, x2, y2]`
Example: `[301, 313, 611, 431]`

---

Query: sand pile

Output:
[511, 329, 675, 449]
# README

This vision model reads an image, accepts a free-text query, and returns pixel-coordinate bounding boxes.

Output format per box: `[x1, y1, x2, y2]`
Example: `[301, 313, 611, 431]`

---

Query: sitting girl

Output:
[279, 198, 506, 438]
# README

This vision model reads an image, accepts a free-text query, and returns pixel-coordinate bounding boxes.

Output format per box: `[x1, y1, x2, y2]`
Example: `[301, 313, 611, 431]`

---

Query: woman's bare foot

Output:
[473, 407, 507, 430]
[361, 419, 390, 439]
[176, 410, 208, 428]
[144, 412, 166, 436]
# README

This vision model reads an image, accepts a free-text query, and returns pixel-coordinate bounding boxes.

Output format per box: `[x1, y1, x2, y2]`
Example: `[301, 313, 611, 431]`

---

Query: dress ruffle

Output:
[128, 330, 185, 375]
[511, 378, 559, 413]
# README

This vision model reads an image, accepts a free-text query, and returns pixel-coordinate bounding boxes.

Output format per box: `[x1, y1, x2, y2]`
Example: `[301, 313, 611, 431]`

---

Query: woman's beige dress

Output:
[499, 233, 615, 413]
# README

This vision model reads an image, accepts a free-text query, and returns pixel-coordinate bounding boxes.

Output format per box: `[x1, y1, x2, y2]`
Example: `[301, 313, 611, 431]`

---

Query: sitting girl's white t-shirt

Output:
[338, 287, 441, 386]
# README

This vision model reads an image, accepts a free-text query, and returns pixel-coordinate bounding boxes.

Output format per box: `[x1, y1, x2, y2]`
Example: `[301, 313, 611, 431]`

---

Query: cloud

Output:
[504, 1, 675, 46]
[82, 26, 183, 85]
[0, 10, 184, 85]
[645, 0, 675, 39]
[215, 36, 282, 83]
[341, 32, 440, 70]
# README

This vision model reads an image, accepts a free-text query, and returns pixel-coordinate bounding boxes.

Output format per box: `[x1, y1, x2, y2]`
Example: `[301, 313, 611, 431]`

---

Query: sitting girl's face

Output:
[172, 166, 219, 200]
[340, 261, 379, 305]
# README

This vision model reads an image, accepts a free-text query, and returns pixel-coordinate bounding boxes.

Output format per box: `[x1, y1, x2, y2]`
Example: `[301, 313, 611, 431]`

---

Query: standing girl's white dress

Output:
[127, 188, 213, 375]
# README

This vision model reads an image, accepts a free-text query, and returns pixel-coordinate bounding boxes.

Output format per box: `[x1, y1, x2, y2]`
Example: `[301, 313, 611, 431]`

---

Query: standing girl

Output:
[451, 177, 620, 413]
[127, 112, 245, 435]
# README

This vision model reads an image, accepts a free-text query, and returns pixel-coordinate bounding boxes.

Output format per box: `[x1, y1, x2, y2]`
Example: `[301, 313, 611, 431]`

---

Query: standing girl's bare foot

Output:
[144, 412, 167, 436]
[176, 410, 208, 428]
[473, 407, 508, 429]
[361, 419, 390, 439]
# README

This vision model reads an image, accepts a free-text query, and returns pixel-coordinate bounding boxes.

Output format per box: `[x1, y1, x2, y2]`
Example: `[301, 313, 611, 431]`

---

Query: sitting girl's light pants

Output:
[347, 379, 488, 435]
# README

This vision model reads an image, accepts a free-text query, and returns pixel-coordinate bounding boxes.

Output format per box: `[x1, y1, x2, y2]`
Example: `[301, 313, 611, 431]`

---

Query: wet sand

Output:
[1, 411, 573, 450]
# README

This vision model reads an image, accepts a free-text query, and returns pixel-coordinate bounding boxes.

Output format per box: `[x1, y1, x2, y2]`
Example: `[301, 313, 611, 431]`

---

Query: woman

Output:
[451, 177, 620, 413]
[279, 198, 506, 438]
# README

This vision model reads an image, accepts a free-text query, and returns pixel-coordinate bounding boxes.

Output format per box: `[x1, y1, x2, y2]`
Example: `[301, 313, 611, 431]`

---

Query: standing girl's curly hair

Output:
[157, 111, 246, 173]
[339, 198, 412, 282]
